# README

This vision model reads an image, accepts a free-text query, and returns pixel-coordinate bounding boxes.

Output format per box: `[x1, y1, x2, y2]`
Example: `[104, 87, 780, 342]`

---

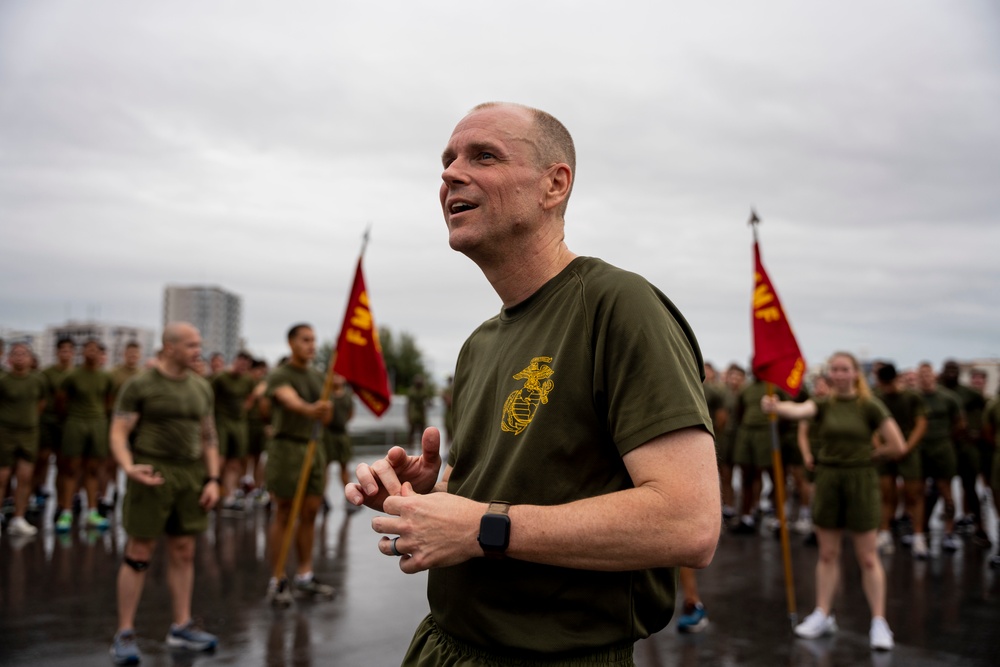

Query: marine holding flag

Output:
[751, 240, 804, 397]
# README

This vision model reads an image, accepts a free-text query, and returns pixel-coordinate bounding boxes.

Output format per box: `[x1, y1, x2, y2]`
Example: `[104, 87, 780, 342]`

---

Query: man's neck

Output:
[159, 359, 188, 380]
[289, 357, 309, 370]
[478, 240, 577, 309]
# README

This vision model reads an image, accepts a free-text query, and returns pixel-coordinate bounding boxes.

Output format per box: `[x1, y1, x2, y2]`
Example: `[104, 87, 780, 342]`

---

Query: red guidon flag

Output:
[752, 241, 805, 396]
[333, 258, 392, 416]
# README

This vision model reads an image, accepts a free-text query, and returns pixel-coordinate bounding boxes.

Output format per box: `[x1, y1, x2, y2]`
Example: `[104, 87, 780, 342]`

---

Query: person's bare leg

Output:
[852, 530, 886, 618]
[814, 527, 843, 614]
[117, 538, 155, 631]
[295, 495, 322, 576]
[166, 535, 197, 626]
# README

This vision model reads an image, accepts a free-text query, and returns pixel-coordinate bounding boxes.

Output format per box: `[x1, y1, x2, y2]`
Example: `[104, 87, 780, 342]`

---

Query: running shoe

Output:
[294, 574, 335, 599]
[722, 505, 736, 520]
[86, 509, 110, 529]
[55, 510, 73, 533]
[731, 516, 757, 535]
[972, 529, 991, 548]
[165, 620, 217, 651]
[266, 578, 294, 608]
[794, 609, 837, 639]
[676, 602, 709, 633]
[869, 616, 894, 650]
[794, 517, 813, 535]
[110, 629, 141, 665]
[911, 533, 929, 559]
[990, 554, 1000, 569]
[7, 516, 38, 537]
[876, 530, 894, 554]
[941, 533, 961, 552]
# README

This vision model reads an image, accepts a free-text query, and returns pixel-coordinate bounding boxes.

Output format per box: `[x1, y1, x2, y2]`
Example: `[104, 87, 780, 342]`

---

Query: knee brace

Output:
[124, 556, 150, 572]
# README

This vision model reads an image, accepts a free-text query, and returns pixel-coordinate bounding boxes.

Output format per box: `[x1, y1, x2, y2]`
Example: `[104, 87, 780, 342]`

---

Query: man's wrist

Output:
[204, 476, 221, 486]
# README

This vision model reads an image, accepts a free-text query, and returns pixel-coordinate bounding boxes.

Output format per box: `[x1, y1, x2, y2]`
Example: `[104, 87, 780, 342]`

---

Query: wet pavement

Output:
[2, 459, 999, 667]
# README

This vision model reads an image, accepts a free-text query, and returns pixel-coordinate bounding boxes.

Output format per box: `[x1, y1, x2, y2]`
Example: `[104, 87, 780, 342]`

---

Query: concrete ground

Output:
[1, 461, 998, 667]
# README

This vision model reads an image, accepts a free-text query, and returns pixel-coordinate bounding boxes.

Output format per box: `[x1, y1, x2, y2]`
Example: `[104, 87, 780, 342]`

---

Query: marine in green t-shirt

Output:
[107, 322, 222, 663]
[264, 324, 335, 605]
[211, 352, 256, 508]
[346, 104, 721, 665]
[55, 339, 114, 531]
[0, 343, 47, 533]
[916, 362, 962, 543]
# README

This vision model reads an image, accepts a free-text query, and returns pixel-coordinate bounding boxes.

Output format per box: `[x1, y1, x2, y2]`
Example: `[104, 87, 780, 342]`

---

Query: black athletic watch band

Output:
[204, 476, 221, 486]
[478, 501, 511, 559]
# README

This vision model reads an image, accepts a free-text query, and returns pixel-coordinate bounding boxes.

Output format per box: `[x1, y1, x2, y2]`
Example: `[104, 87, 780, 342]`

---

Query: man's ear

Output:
[540, 163, 572, 211]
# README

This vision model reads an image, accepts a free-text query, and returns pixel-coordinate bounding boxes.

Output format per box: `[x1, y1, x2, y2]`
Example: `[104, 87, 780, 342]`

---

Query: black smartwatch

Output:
[478, 501, 511, 558]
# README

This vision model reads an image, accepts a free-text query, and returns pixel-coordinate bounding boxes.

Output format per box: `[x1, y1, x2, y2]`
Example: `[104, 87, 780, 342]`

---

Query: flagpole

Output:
[767, 383, 798, 629]
[750, 208, 798, 629]
[270, 227, 373, 601]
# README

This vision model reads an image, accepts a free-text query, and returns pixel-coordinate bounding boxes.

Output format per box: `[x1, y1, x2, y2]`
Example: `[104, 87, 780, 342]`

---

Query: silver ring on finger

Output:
[390, 536, 402, 557]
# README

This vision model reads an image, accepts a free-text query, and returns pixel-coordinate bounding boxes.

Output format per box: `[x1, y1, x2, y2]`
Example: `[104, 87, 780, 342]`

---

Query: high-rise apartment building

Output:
[163, 285, 242, 362]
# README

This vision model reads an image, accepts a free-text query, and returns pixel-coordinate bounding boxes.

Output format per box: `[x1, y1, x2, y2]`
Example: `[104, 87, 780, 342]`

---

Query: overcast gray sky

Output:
[2, 1, 998, 381]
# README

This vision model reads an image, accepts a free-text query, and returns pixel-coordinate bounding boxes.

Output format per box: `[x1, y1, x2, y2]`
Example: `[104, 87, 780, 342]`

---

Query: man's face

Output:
[439, 106, 549, 256]
[83, 342, 100, 365]
[970, 373, 986, 393]
[290, 328, 316, 363]
[918, 364, 936, 391]
[57, 342, 75, 365]
[210, 355, 225, 374]
[8, 345, 30, 372]
[167, 327, 203, 370]
[232, 356, 250, 374]
[725, 369, 745, 392]
[941, 361, 960, 385]
[125, 346, 140, 367]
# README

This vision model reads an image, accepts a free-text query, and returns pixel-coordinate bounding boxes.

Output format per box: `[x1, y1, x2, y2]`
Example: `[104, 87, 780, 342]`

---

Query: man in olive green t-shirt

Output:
[101, 340, 143, 516]
[346, 103, 719, 666]
[108, 322, 221, 664]
[33, 337, 74, 511]
[211, 351, 256, 510]
[918, 362, 964, 551]
[0, 343, 47, 537]
[56, 338, 114, 532]
[265, 324, 334, 605]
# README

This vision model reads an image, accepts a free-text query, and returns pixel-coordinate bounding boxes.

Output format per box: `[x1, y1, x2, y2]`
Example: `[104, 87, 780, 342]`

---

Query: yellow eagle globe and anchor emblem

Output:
[500, 356, 555, 435]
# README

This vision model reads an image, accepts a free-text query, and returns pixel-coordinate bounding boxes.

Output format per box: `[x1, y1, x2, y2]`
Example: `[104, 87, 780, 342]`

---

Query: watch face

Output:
[479, 514, 510, 550]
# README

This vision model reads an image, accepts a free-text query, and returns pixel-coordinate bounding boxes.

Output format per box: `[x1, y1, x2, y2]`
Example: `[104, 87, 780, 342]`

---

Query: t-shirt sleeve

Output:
[866, 397, 892, 430]
[115, 376, 142, 414]
[591, 275, 712, 456]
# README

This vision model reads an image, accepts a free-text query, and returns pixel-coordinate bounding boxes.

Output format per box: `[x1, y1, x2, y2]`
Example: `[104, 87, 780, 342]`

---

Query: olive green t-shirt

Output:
[62, 367, 113, 420]
[115, 368, 213, 462]
[737, 380, 790, 429]
[921, 387, 962, 443]
[41, 364, 72, 420]
[0, 372, 47, 430]
[813, 395, 890, 466]
[430, 257, 713, 655]
[984, 398, 1000, 447]
[873, 388, 926, 439]
[327, 389, 354, 435]
[950, 384, 985, 441]
[110, 365, 140, 399]
[211, 371, 256, 422]
[267, 363, 323, 441]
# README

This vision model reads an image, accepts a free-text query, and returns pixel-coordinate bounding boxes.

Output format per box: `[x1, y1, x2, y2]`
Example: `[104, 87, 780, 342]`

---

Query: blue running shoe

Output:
[166, 620, 217, 652]
[110, 629, 141, 665]
[677, 602, 709, 633]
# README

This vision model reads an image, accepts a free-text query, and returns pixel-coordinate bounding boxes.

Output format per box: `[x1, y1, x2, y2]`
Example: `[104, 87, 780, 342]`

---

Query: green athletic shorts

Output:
[216, 416, 249, 460]
[812, 465, 880, 532]
[877, 447, 922, 481]
[122, 456, 208, 539]
[266, 437, 326, 499]
[324, 431, 353, 468]
[248, 421, 267, 456]
[0, 426, 39, 467]
[735, 427, 772, 468]
[921, 438, 957, 481]
[402, 614, 636, 667]
[61, 417, 109, 459]
[38, 417, 64, 452]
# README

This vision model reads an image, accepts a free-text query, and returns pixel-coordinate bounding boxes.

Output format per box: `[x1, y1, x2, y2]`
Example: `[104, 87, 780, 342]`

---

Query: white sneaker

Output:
[911, 533, 929, 559]
[870, 616, 894, 650]
[876, 530, 894, 554]
[7, 516, 38, 537]
[794, 518, 813, 534]
[794, 609, 837, 638]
